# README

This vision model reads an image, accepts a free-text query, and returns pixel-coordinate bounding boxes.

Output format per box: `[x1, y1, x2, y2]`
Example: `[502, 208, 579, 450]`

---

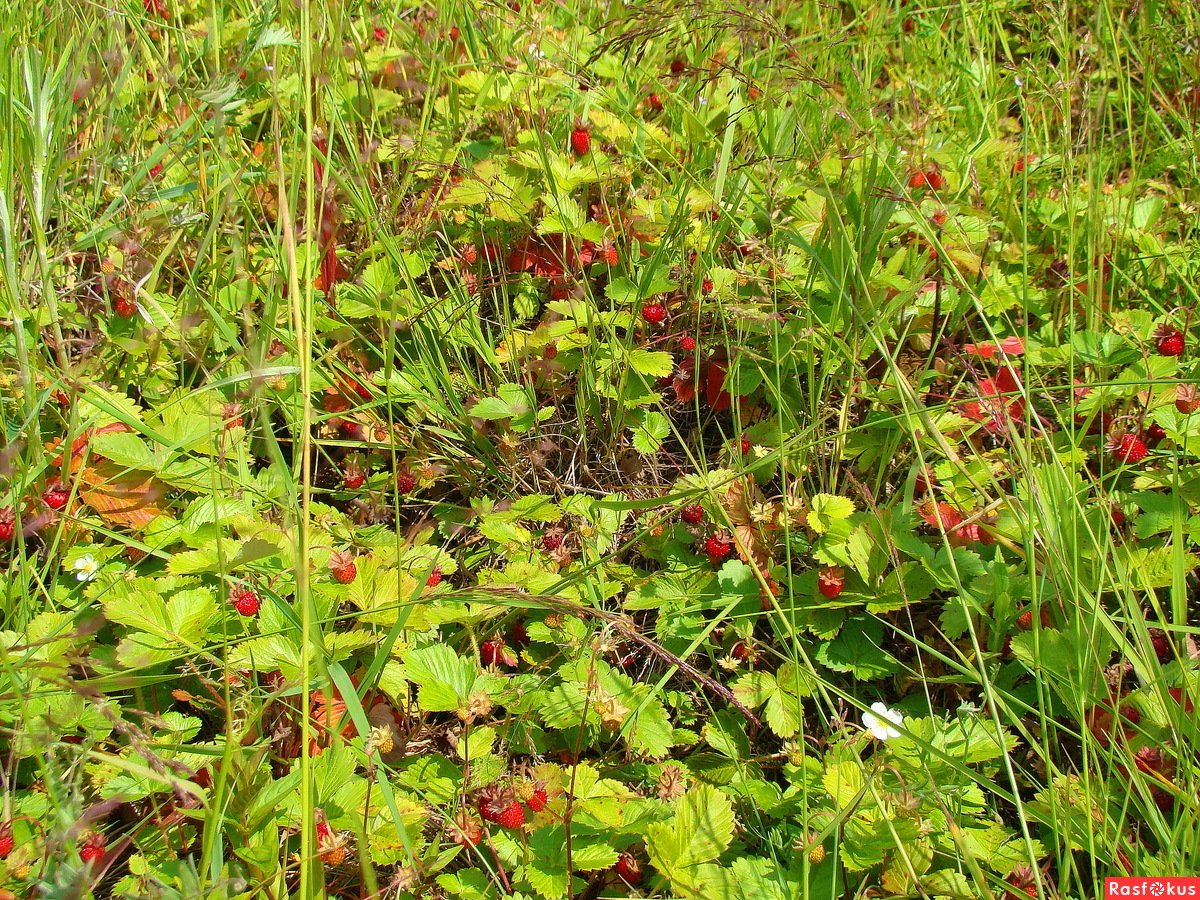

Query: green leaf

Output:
[815, 617, 899, 680]
[807, 494, 856, 535]
[646, 784, 734, 871]
[404, 644, 479, 712]
[631, 411, 671, 454]
[628, 349, 674, 378]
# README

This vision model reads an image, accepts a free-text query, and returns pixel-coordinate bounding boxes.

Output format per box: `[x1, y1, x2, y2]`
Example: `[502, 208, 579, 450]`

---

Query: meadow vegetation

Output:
[0, 0, 1199, 897]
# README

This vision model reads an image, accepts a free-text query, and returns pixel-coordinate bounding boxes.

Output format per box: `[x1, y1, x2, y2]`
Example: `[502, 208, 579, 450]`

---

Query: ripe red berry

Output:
[343, 469, 365, 490]
[426, 567, 443, 587]
[396, 471, 416, 494]
[602, 242, 619, 266]
[1155, 326, 1185, 357]
[511, 620, 530, 646]
[701, 278, 713, 294]
[570, 127, 591, 157]
[615, 852, 643, 885]
[925, 170, 945, 190]
[731, 640, 753, 661]
[1176, 384, 1200, 414]
[541, 531, 563, 551]
[1149, 628, 1173, 663]
[448, 26, 460, 41]
[817, 566, 845, 599]
[231, 588, 261, 617]
[494, 801, 526, 828]
[114, 295, 138, 318]
[1108, 432, 1148, 464]
[669, 59, 685, 75]
[0, 509, 13, 542]
[80, 833, 106, 867]
[740, 435, 752, 455]
[0, 827, 12, 858]
[329, 551, 358, 585]
[679, 335, 697, 352]
[1146, 423, 1167, 444]
[43, 482, 69, 511]
[704, 535, 731, 564]
[373, 26, 387, 41]
[646, 92, 663, 112]
[908, 170, 928, 189]
[641, 302, 667, 326]
[525, 788, 548, 812]
[149, 163, 163, 179]
[481, 638, 509, 666]
[680, 503, 705, 525]
[1015, 611, 1034, 630]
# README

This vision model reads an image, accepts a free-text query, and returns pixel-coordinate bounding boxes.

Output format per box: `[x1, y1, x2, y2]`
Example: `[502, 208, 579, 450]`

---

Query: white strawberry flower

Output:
[71, 554, 101, 582]
[862, 702, 903, 741]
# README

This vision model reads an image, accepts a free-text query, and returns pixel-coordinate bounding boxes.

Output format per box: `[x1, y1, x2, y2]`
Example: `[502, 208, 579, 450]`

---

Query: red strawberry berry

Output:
[570, 127, 591, 157]
[669, 59, 685, 75]
[511, 620, 530, 646]
[1015, 610, 1034, 630]
[740, 435, 752, 455]
[80, 833, 106, 867]
[342, 468, 365, 490]
[704, 535, 731, 564]
[615, 852, 643, 885]
[1155, 325, 1185, 357]
[908, 170, 928, 189]
[525, 788, 548, 812]
[329, 551, 358, 584]
[373, 26, 387, 41]
[701, 278, 713, 294]
[43, 482, 69, 511]
[448, 26, 460, 41]
[0, 508, 13, 542]
[817, 566, 845, 599]
[480, 638, 508, 666]
[679, 335, 697, 352]
[231, 588, 261, 617]
[601, 241, 619, 266]
[1176, 384, 1200, 414]
[396, 471, 416, 494]
[541, 530, 564, 551]
[115, 295, 139, 318]
[494, 801, 526, 829]
[641, 302, 667, 326]
[925, 170, 945, 190]
[1149, 628, 1173, 663]
[426, 567, 443, 587]
[0, 826, 12, 858]
[646, 92, 663, 112]
[1107, 432, 1148, 464]
[149, 163, 163, 179]
[680, 503, 705, 525]
[1146, 423, 1167, 444]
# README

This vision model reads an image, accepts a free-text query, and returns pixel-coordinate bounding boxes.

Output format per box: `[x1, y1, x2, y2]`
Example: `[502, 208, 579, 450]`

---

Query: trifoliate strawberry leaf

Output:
[403, 644, 482, 712]
[815, 616, 899, 680]
[437, 870, 491, 900]
[646, 784, 734, 871]
[631, 410, 671, 453]
[807, 493, 856, 536]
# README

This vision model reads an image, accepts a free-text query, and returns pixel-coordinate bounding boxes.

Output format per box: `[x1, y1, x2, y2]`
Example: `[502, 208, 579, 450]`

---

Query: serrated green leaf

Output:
[808, 494, 856, 535]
